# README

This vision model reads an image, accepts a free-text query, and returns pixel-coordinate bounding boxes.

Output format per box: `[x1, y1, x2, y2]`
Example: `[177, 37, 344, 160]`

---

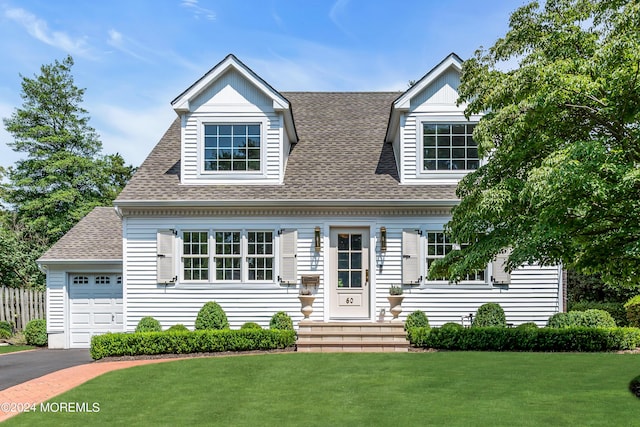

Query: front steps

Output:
[296, 322, 409, 352]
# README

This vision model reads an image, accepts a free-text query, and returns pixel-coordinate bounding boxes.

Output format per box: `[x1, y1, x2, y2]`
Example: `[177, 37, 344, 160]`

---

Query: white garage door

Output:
[69, 274, 123, 348]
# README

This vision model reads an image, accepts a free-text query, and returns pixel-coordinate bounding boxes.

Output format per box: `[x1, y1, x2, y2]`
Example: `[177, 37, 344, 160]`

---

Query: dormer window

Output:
[204, 124, 261, 172]
[422, 123, 479, 171]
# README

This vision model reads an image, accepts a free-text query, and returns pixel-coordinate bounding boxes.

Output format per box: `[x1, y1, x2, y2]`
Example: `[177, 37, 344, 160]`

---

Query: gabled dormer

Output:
[385, 53, 482, 185]
[171, 54, 298, 185]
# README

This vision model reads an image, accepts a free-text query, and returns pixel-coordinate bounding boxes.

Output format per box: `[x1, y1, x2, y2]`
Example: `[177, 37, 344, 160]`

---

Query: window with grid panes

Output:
[204, 124, 261, 172]
[426, 231, 485, 282]
[215, 231, 241, 280]
[247, 231, 274, 280]
[183, 231, 209, 281]
[423, 123, 479, 171]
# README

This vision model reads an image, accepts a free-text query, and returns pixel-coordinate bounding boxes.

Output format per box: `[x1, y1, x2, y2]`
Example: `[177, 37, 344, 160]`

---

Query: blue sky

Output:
[0, 0, 525, 169]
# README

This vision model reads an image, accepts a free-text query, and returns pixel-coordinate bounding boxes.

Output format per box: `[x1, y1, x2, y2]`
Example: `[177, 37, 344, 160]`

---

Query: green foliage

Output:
[580, 309, 616, 328]
[389, 285, 403, 295]
[624, 295, 640, 327]
[135, 317, 162, 333]
[0, 330, 11, 339]
[165, 324, 189, 333]
[240, 322, 262, 330]
[570, 301, 628, 327]
[408, 326, 640, 352]
[269, 312, 293, 331]
[195, 301, 229, 330]
[630, 375, 640, 398]
[516, 322, 539, 330]
[472, 303, 506, 327]
[405, 310, 429, 331]
[441, 322, 464, 331]
[0, 321, 12, 335]
[429, 0, 640, 289]
[548, 310, 616, 328]
[0, 56, 134, 289]
[90, 329, 296, 360]
[567, 270, 639, 305]
[0, 216, 46, 289]
[24, 319, 47, 346]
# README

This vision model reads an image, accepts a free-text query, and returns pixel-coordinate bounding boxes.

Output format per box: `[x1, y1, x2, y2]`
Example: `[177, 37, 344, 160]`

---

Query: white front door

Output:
[329, 228, 370, 319]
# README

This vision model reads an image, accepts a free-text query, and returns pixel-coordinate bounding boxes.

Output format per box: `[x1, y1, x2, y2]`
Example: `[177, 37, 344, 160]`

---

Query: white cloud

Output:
[4, 7, 92, 58]
[329, 0, 354, 39]
[180, 0, 216, 21]
[106, 29, 150, 62]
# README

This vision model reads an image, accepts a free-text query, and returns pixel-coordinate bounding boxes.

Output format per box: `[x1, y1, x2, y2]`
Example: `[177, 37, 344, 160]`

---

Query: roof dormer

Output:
[172, 54, 297, 185]
[385, 53, 483, 185]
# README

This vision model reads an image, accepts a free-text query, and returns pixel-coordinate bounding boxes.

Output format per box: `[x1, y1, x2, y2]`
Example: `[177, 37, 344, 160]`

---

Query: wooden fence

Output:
[0, 286, 45, 331]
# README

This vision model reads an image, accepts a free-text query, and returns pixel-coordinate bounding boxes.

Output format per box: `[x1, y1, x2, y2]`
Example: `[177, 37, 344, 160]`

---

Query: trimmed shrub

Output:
[516, 322, 539, 330]
[547, 311, 583, 328]
[24, 319, 47, 346]
[269, 312, 293, 330]
[441, 322, 464, 331]
[0, 329, 10, 339]
[165, 324, 189, 333]
[472, 303, 506, 327]
[195, 301, 229, 330]
[624, 295, 640, 328]
[630, 375, 640, 398]
[405, 310, 429, 331]
[580, 309, 616, 328]
[241, 322, 262, 330]
[570, 301, 628, 327]
[407, 325, 640, 352]
[90, 329, 296, 360]
[136, 316, 162, 332]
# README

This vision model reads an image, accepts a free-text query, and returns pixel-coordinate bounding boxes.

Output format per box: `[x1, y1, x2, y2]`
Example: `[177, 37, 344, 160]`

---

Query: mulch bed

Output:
[96, 347, 296, 362]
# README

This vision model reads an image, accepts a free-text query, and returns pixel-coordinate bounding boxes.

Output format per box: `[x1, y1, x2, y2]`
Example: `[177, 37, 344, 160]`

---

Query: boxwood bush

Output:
[547, 310, 616, 328]
[472, 303, 506, 327]
[136, 316, 162, 332]
[269, 312, 293, 330]
[195, 301, 229, 330]
[165, 324, 189, 333]
[90, 329, 296, 360]
[407, 326, 640, 352]
[25, 319, 47, 346]
[405, 310, 429, 331]
[570, 301, 628, 326]
[624, 295, 640, 327]
[241, 322, 262, 330]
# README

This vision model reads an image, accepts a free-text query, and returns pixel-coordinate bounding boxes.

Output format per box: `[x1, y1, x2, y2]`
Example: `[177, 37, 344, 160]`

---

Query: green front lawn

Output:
[7, 352, 640, 426]
[0, 345, 34, 354]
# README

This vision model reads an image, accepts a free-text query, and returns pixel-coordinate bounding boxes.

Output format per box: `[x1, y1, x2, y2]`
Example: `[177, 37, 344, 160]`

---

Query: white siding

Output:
[123, 215, 561, 329]
[46, 268, 66, 332]
[181, 68, 284, 185]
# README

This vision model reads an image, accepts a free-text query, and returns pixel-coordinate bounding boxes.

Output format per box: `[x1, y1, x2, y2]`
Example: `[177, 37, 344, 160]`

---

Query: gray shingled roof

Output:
[115, 92, 458, 204]
[38, 207, 122, 262]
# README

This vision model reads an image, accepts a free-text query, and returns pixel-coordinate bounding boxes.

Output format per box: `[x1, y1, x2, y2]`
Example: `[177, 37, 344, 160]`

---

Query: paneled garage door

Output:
[69, 274, 123, 348]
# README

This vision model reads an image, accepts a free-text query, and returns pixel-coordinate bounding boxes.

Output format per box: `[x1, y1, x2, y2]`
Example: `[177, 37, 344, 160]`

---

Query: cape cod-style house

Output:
[38, 54, 564, 348]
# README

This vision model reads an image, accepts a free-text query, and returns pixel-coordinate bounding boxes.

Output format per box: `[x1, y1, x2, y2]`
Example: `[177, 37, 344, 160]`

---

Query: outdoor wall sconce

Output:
[380, 227, 387, 252]
[314, 226, 321, 252]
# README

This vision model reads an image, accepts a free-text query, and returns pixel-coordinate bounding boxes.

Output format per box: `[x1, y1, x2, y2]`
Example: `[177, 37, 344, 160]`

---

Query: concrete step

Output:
[296, 322, 410, 353]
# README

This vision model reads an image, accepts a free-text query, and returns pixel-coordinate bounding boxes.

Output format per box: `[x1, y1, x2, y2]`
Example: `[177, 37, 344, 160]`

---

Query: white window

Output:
[95, 276, 111, 285]
[183, 231, 209, 281]
[203, 124, 261, 172]
[425, 231, 485, 283]
[422, 123, 479, 171]
[181, 230, 275, 283]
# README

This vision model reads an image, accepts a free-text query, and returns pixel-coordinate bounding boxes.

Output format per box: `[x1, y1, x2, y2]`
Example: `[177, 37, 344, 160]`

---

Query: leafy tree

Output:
[2, 55, 134, 245]
[429, 0, 640, 291]
[0, 212, 46, 289]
